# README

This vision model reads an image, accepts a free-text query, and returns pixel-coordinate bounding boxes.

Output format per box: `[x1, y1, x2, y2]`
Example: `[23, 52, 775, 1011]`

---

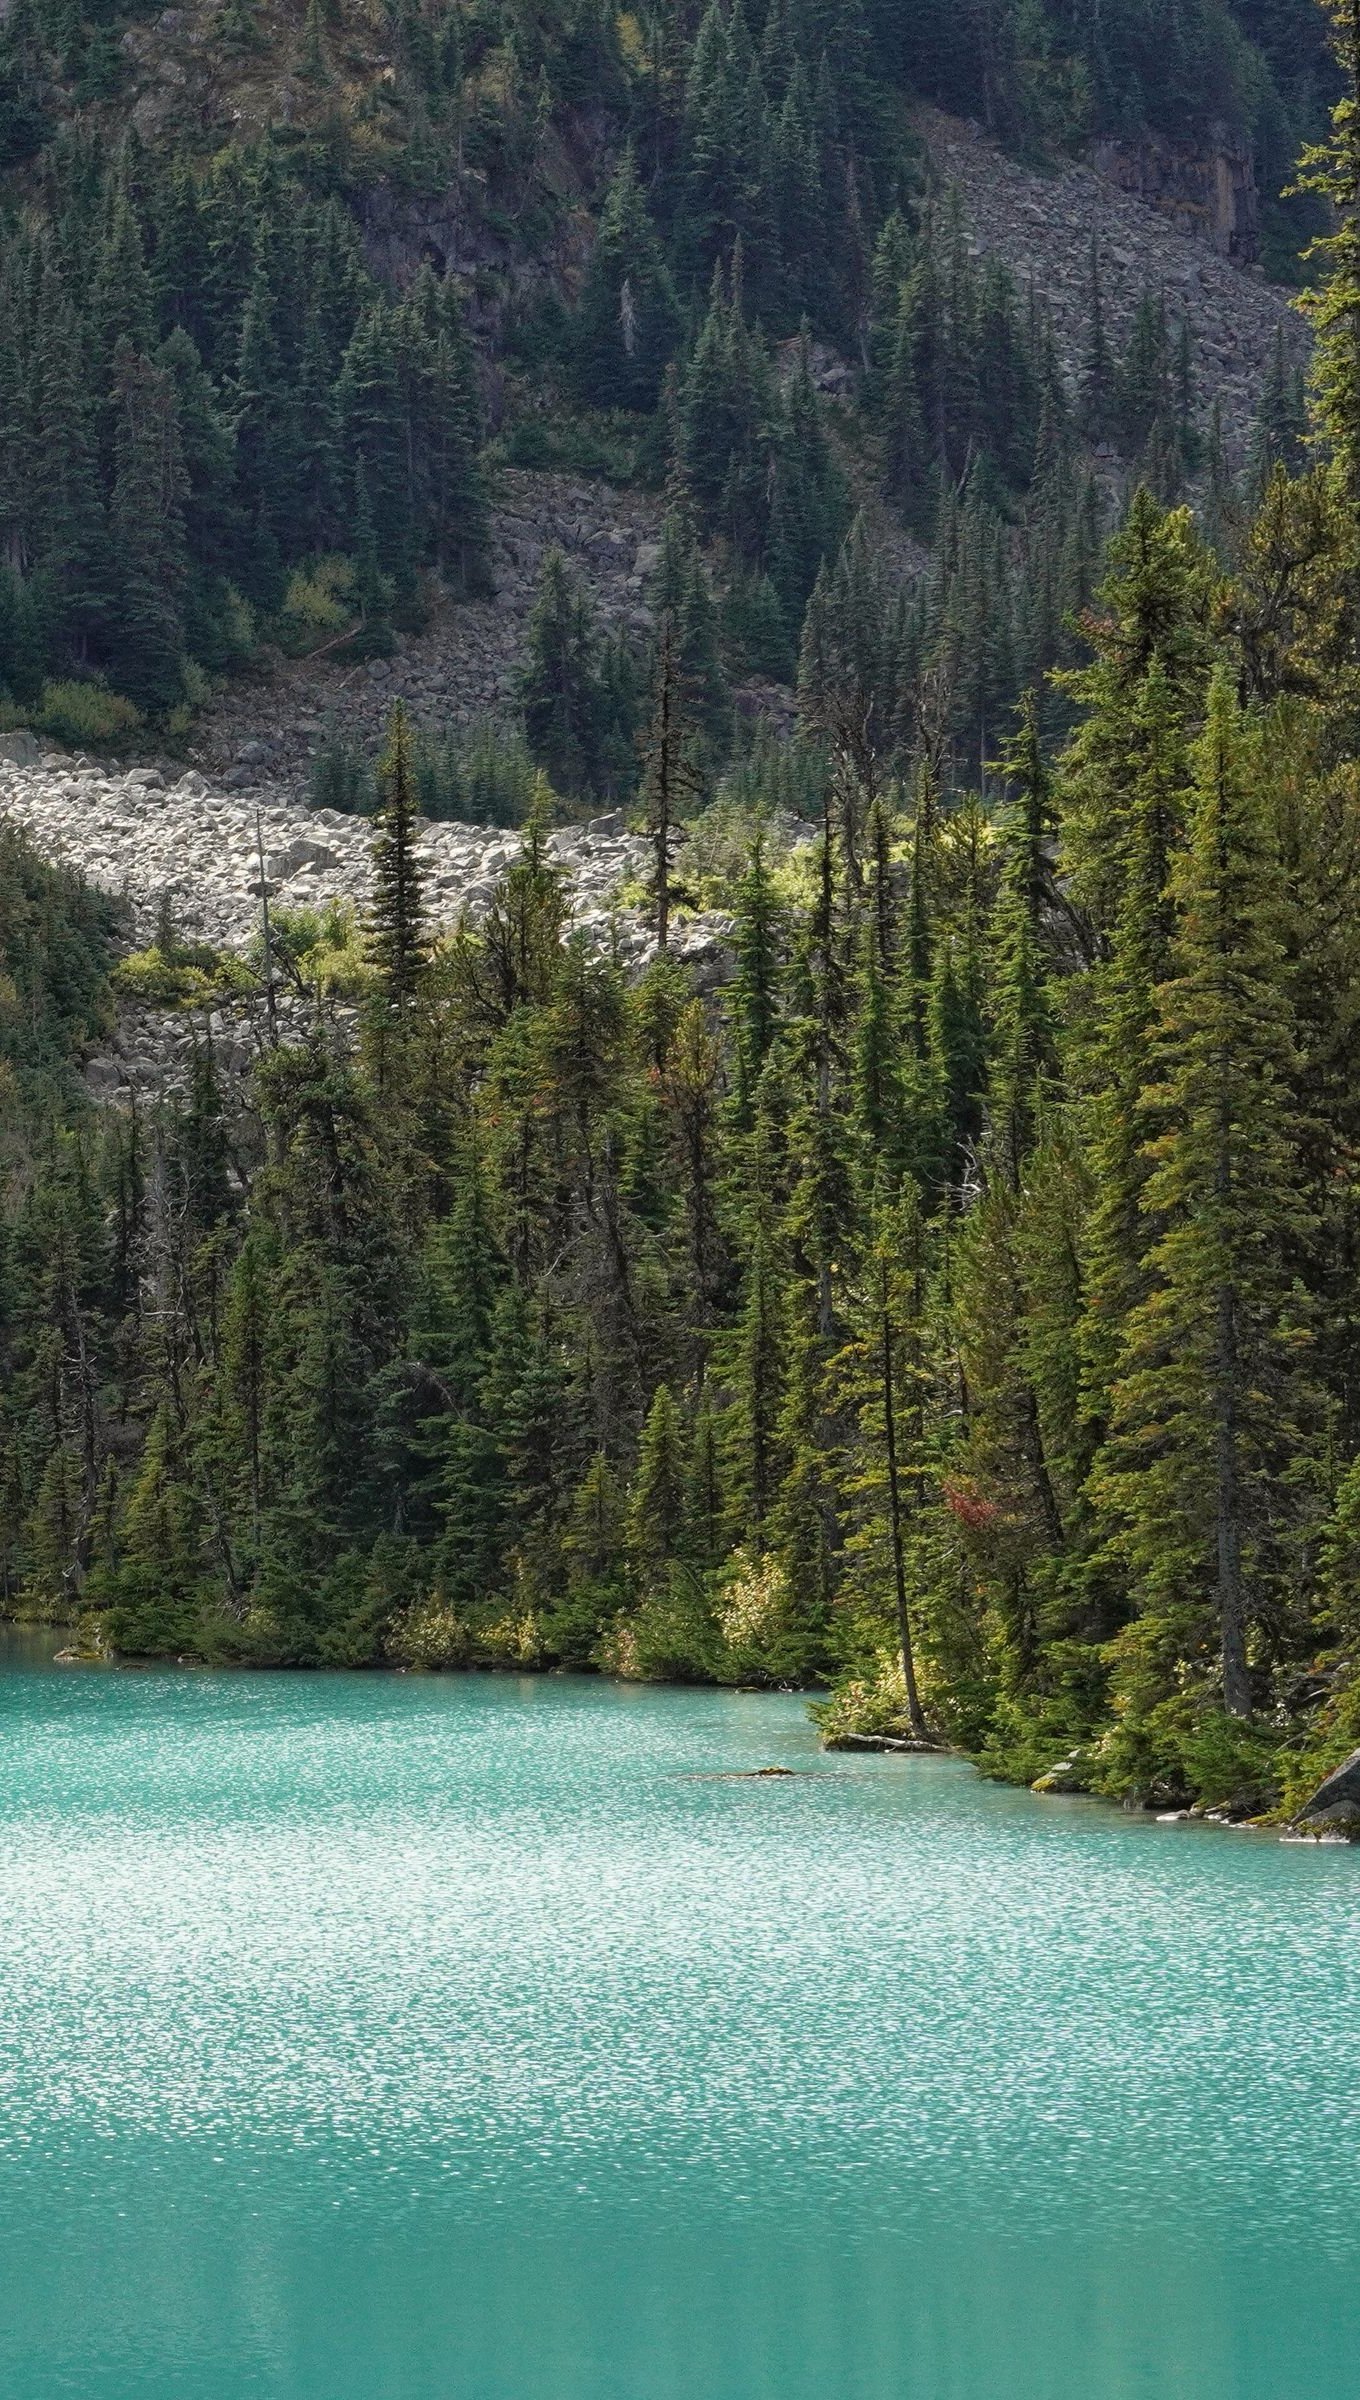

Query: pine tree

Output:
[1075, 659, 1188, 1425]
[986, 694, 1059, 1189]
[338, 304, 416, 587]
[724, 1186, 785, 1550]
[520, 549, 604, 799]
[1296, 0, 1360, 516]
[106, 343, 189, 711]
[1080, 236, 1115, 441]
[575, 146, 681, 411]
[1246, 325, 1308, 501]
[1055, 490, 1216, 941]
[629, 1382, 690, 1581]
[1091, 674, 1320, 1721]
[31, 253, 107, 658]
[837, 1186, 933, 1735]
[368, 703, 427, 1019]
[639, 605, 705, 950]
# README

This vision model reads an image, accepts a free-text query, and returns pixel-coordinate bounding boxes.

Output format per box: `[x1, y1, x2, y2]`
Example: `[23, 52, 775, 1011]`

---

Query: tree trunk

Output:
[880, 1297, 928, 1738]
[1216, 1277, 1251, 1716]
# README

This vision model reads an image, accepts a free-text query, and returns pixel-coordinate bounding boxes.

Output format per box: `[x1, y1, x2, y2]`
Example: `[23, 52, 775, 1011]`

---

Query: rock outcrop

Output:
[1295, 1749, 1360, 1828]
[1091, 133, 1259, 264]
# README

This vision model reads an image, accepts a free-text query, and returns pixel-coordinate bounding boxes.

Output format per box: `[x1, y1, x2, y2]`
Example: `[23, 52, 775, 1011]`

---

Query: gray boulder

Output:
[0, 731, 41, 766]
[265, 837, 339, 880]
[1297, 1748, 1360, 1824]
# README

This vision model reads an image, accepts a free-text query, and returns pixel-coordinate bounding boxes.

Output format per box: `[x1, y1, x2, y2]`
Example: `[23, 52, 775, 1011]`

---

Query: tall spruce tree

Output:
[1091, 674, 1319, 1721]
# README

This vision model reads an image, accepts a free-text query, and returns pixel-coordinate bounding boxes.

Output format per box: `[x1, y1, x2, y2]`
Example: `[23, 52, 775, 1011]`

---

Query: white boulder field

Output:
[0, 752, 735, 984]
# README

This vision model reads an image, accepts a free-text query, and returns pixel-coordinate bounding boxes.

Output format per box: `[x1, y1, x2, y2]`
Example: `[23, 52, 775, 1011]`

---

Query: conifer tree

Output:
[107, 343, 189, 711]
[986, 695, 1059, 1189]
[520, 549, 604, 799]
[1076, 659, 1188, 1422]
[629, 1382, 690, 1581]
[575, 146, 681, 410]
[728, 830, 785, 1131]
[837, 1186, 932, 1735]
[31, 253, 107, 657]
[1091, 673, 1319, 1720]
[1296, 0, 1360, 515]
[368, 703, 427, 1020]
[724, 1187, 785, 1550]
[639, 606, 704, 951]
[1080, 236, 1115, 441]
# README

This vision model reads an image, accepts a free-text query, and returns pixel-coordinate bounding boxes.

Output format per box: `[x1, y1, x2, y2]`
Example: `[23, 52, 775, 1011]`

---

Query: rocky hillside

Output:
[0, 732, 770, 1108]
[108, 110, 1312, 783]
[918, 111, 1306, 463]
[186, 469, 664, 798]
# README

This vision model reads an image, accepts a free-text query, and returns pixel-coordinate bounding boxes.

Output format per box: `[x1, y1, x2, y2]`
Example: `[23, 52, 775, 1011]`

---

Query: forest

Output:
[4, 0, 1360, 1821]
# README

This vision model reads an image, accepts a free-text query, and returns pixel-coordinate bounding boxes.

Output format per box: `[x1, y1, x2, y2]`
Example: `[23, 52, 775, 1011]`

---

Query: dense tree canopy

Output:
[7, 0, 1360, 1832]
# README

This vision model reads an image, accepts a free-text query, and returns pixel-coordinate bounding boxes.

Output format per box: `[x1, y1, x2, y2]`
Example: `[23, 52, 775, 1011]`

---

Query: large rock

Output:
[0, 731, 40, 766]
[265, 837, 339, 880]
[1297, 1749, 1360, 1825]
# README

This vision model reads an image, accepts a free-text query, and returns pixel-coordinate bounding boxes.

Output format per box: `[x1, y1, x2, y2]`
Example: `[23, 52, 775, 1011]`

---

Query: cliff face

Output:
[1091, 132, 1260, 265]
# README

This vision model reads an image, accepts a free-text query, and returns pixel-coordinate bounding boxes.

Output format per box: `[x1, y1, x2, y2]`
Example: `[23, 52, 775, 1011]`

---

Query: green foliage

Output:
[0, 144, 488, 718]
[574, 146, 681, 412]
[0, 681, 143, 748]
[113, 941, 246, 1008]
[520, 550, 641, 803]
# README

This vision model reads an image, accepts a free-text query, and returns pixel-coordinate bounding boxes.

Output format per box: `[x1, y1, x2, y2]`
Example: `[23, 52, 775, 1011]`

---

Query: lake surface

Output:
[1, 1631, 1357, 2400]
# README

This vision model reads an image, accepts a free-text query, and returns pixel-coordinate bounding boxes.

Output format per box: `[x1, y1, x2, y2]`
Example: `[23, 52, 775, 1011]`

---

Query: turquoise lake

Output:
[1, 1629, 1358, 2399]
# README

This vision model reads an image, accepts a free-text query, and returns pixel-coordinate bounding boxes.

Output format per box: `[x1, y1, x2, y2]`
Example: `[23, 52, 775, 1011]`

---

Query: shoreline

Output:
[7, 1620, 1353, 1846]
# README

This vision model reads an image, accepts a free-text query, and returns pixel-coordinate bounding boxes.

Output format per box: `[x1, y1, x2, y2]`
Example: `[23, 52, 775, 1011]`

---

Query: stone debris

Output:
[917, 109, 1306, 463]
[0, 751, 744, 970]
[179, 468, 665, 801]
[0, 749, 764, 1106]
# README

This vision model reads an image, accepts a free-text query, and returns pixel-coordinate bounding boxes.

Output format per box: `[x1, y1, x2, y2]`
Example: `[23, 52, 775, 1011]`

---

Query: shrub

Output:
[260, 901, 370, 998]
[388, 1592, 473, 1669]
[113, 940, 248, 1008]
[276, 556, 357, 656]
[598, 1567, 723, 1683]
[0, 679, 143, 749]
[813, 1651, 917, 1746]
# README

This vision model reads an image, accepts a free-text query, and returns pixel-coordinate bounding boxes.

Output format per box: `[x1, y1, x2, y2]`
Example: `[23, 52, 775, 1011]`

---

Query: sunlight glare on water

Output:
[1, 1630, 1357, 2400]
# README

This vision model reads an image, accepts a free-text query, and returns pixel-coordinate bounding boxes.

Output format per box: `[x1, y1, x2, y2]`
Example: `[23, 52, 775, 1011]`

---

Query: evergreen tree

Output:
[575, 146, 681, 410]
[986, 695, 1059, 1189]
[1296, 0, 1360, 516]
[629, 1382, 690, 1580]
[106, 343, 189, 711]
[520, 550, 605, 800]
[1091, 675, 1319, 1721]
[368, 703, 427, 1021]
